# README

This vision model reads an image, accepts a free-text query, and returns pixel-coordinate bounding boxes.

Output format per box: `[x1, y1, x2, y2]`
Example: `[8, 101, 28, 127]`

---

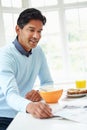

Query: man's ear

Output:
[15, 25, 20, 35]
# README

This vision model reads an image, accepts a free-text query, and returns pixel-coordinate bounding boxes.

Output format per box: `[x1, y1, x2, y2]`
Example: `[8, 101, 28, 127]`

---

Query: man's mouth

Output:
[30, 40, 38, 45]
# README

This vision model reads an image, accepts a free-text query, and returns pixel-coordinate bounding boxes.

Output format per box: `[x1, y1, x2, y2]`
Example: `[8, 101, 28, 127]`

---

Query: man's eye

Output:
[28, 29, 34, 32]
[38, 30, 42, 33]
[27, 29, 34, 32]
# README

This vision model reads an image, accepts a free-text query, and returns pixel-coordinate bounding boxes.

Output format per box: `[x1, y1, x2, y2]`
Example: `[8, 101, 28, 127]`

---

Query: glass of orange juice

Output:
[75, 80, 86, 89]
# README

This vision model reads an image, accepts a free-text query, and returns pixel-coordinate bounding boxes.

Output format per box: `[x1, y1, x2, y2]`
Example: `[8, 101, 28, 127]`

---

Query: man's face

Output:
[16, 20, 43, 51]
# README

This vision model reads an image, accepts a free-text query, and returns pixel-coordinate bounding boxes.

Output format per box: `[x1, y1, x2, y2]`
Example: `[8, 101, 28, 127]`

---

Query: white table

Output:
[7, 112, 87, 130]
[7, 92, 87, 130]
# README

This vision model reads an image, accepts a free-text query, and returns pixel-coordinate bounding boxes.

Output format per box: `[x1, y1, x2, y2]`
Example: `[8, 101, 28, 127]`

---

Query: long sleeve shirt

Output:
[0, 38, 53, 118]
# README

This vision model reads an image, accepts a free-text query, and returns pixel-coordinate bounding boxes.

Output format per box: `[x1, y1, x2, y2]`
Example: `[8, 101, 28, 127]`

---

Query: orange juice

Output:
[76, 80, 86, 89]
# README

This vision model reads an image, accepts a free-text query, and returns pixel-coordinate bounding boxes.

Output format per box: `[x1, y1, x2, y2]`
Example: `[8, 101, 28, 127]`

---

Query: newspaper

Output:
[51, 99, 87, 123]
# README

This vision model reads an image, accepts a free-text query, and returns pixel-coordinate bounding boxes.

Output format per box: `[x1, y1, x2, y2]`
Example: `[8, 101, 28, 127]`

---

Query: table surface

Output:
[7, 88, 87, 130]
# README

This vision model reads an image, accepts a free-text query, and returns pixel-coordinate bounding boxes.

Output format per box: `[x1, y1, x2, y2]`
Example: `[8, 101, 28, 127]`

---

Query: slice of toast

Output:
[67, 88, 87, 95]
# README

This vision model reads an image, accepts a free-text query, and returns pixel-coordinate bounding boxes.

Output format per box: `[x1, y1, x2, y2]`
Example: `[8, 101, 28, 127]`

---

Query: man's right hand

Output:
[26, 102, 53, 119]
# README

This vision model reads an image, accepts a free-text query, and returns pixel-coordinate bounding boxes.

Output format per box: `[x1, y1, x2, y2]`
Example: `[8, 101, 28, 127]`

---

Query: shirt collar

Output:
[13, 37, 32, 57]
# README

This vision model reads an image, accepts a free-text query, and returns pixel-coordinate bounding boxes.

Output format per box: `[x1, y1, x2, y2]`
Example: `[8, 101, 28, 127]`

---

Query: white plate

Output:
[67, 93, 87, 98]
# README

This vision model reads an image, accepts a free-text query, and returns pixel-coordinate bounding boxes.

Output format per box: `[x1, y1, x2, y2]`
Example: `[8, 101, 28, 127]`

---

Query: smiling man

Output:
[0, 8, 53, 130]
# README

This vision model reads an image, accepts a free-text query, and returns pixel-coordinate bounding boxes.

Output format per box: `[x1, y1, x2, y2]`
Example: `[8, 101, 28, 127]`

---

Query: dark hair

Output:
[17, 8, 46, 29]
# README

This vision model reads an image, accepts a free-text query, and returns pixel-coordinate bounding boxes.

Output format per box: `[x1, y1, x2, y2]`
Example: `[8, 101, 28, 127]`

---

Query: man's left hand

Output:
[25, 90, 42, 102]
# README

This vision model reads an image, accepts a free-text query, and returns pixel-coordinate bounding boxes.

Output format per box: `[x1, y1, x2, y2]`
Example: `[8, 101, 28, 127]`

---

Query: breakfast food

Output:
[67, 88, 87, 95]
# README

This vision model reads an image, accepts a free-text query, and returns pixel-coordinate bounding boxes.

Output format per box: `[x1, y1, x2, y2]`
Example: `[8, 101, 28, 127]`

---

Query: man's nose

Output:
[33, 32, 40, 39]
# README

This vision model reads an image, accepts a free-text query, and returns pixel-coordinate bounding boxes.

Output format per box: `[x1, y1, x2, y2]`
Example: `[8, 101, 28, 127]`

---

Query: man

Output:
[0, 8, 53, 130]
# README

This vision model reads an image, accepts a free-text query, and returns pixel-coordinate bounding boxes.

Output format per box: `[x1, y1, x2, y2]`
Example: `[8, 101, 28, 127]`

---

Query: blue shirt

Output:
[13, 37, 32, 57]
[0, 38, 53, 118]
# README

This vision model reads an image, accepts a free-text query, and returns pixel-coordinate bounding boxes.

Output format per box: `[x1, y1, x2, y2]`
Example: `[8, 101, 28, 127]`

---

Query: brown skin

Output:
[25, 90, 42, 102]
[16, 19, 53, 119]
[15, 20, 43, 51]
[26, 102, 53, 119]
